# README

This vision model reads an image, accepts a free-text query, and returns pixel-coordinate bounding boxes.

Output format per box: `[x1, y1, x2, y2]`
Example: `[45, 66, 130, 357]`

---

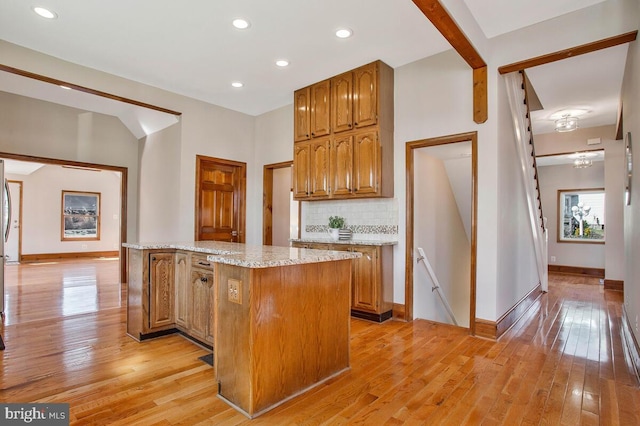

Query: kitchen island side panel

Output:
[126, 248, 144, 340]
[215, 259, 351, 417]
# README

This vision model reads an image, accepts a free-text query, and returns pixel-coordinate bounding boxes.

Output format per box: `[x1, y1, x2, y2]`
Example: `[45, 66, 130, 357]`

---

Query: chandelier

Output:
[573, 154, 593, 168]
[555, 114, 579, 132]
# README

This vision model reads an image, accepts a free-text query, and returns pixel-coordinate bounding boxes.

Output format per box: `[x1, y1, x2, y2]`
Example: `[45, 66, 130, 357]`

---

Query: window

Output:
[62, 191, 100, 241]
[557, 188, 604, 243]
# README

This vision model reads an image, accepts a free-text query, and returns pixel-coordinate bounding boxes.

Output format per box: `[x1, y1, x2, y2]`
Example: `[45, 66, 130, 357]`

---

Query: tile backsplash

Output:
[302, 198, 398, 241]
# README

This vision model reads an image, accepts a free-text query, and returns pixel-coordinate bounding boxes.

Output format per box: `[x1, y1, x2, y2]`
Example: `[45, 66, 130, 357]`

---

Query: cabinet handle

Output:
[198, 261, 211, 267]
[311, 132, 315, 136]
[151, 256, 156, 261]
[201, 276, 208, 283]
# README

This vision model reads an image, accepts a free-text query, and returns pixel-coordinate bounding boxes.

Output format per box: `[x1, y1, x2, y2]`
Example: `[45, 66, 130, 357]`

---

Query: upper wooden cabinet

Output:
[293, 60, 394, 201]
[310, 80, 331, 138]
[293, 87, 310, 142]
[353, 62, 378, 129]
[331, 72, 353, 133]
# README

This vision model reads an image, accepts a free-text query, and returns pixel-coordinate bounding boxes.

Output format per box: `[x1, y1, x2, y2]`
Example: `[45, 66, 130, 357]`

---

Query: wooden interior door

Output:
[195, 155, 246, 242]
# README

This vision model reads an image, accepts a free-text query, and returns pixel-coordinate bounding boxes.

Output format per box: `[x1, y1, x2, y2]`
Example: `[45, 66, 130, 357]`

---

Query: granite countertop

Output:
[122, 241, 360, 268]
[290, 238, 398, 246]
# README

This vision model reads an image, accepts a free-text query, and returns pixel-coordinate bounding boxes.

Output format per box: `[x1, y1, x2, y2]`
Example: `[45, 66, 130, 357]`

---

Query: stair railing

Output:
[416, 247, 458, 326]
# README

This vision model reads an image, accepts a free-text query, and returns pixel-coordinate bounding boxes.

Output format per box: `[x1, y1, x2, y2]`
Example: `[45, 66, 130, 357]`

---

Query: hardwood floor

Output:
[1, 260, 639, 425]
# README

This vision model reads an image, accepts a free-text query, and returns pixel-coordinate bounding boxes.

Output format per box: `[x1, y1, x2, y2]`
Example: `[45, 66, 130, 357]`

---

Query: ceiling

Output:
[0, 0, 624, 138]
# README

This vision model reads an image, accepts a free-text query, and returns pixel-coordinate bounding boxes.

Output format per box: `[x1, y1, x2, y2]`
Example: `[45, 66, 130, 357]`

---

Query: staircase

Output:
[504, 70, 549, 292]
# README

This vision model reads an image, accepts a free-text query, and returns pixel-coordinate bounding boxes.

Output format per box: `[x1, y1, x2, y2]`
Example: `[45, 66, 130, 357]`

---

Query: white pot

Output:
[328, 228, 340, 241]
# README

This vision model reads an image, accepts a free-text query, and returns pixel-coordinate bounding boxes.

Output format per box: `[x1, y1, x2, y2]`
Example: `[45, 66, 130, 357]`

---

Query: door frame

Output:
[195, 155, 246, 242]
[0, 151, 128, 283]
[6, 180, 23, 262]
[263, 161, 297, 245]
[405, 131, 478, 335]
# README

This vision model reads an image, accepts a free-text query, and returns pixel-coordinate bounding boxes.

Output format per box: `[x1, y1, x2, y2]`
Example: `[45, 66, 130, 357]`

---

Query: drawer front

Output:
[191, 254, 212, 269]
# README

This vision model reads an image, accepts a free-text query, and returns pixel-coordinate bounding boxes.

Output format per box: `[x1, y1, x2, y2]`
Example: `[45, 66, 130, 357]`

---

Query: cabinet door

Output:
[293, 142, 310, 199]
[353, 131, 379, 195]
[331, 72, 353, 133]
[190, 267, 214, 343]
[149, 252, 175, 329]
[310, 138, 331, 198]
[310, 80, 331, 138]
[294, 87, 311, 142]
[175, 252, 189, 329]
[331, 134, 353, 197]
[353, 63, 377, 128]
[351, 246, 379, 312]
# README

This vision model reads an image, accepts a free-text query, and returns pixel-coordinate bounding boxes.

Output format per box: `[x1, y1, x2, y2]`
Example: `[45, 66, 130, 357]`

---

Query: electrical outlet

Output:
[228, 279, 242, 304]
[550, 256, 556, 262]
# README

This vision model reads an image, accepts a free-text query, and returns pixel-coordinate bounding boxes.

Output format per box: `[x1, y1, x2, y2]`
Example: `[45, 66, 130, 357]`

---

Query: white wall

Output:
[413, 150, 470, 327]
[138, 122, 182, 241]
[6, 165, 120, 255]
[621, 29, 640, 343]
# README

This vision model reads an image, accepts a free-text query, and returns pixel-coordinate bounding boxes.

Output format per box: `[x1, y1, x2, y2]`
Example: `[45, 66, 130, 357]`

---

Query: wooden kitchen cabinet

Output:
[293, 87, 311, 142]
[190, 266, 215, 345]
[291, 242, 393, 322]
[127, 249, 177, 340]
[292, 60, 393, 200]
[293, 138, 331, 200]
[331, 71, 353, 133]
[149, 252, 175, 329]
[353, 62, 378, 128]
[174, 252, 189, 329]
[310, 79, 331, 138]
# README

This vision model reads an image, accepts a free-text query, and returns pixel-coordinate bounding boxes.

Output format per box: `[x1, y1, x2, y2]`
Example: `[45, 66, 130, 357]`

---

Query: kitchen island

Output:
[124, 241, 360, 418]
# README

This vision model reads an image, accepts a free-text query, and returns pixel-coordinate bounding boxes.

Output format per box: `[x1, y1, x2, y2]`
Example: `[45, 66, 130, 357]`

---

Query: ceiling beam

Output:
[412, 0, 487, 123]
[498, 31, 638, 74]
[0, 63, 182, 116]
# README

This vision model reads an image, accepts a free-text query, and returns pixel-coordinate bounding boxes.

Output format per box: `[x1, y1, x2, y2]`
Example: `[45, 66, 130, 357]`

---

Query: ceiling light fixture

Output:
[573, 154, 593, 169]
[33, 6, 57, 19]
[555, 114, 579, 132]
[59, 85, 71, 90]
[335, 28, 353, 39]
[232, 18, 250, 29]
[231, 81, 244, 88]
[275, 60, 289, 67]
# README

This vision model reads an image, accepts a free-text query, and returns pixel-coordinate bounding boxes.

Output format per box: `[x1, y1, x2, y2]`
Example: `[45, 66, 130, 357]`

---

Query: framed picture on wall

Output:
[61, 191, 101, 241]
[625, 132, 633, 206]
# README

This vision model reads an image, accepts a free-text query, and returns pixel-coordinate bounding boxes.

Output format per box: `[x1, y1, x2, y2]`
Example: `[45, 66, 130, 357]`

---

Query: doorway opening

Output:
[263, 161, 299, 246]
[405, 132, 477, 334]
[0, 152, 128, 282]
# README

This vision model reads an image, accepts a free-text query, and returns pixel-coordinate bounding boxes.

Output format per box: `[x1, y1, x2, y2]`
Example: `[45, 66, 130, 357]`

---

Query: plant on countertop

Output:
[328, 216, 346, 229]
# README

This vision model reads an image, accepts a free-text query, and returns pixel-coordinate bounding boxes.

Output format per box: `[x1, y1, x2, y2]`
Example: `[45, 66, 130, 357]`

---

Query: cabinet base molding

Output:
[177, 330, 213, 351]
[133, 328, 178, 342]
[351, 309, 392, 323]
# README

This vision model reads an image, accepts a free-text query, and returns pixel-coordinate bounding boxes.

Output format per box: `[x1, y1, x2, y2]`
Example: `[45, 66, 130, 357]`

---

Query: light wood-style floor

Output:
[1, 259, 639, 425]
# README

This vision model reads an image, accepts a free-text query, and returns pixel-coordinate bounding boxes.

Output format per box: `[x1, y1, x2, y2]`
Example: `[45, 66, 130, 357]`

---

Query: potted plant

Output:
[328, 216, 345, 240]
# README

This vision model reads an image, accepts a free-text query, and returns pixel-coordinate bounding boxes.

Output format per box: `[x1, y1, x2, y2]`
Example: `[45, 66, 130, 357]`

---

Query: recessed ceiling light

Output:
[335, 28, 353, 39]
[231, 81, 244, 88]
[275, 60, 289, 67]
[232, 18, 250, 29]
[33, 6, 57, 19]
